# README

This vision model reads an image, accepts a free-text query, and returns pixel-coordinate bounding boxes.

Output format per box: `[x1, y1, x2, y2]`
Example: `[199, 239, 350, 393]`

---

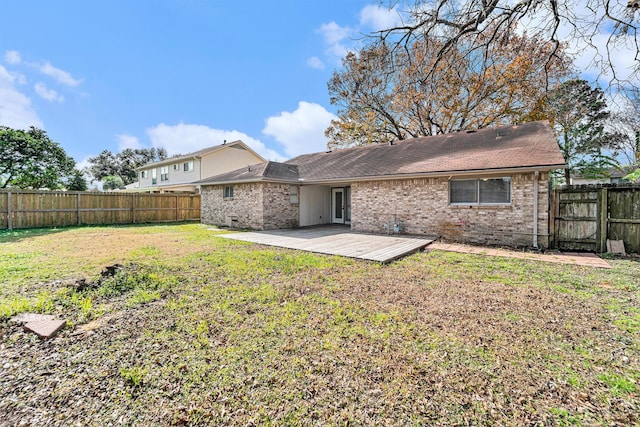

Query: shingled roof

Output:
[197, 121, 565, 185]
[196, 161, 299, 183]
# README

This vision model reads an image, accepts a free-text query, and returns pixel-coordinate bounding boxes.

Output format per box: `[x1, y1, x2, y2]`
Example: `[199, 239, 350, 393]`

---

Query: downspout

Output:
[532, 171, 539, 249]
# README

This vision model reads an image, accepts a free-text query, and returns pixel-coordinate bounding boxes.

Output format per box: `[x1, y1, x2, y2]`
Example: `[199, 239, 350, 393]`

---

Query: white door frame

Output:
[331, 187, 345, 223]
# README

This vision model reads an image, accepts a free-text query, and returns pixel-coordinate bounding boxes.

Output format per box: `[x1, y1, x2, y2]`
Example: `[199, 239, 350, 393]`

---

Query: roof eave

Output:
[301, 164, 567, 184]
[197, 164, 566, 186]
[136, 155, 201, 170]
[136, 140, 256, 171]
[198, 176, 300, 186]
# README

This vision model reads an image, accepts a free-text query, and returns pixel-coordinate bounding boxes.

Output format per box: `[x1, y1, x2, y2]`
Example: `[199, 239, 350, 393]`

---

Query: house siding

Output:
[138, 160, 201, 188]
[136, 142, 266, 192]
[201, 183, 299, 230]
[200, 147, 265, 180]
[299, 185, 331, 227]
[350, 172, 550, 248]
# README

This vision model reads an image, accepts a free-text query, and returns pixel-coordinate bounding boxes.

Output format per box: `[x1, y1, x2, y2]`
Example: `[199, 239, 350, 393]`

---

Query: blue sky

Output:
[1, 0, 635, 171]
[0, 0, 402, 165]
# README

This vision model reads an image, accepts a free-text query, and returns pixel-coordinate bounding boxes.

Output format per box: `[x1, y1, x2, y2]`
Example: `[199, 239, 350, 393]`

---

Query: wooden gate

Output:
[607, 186, 640, 253]
[550, 185, 640, 253]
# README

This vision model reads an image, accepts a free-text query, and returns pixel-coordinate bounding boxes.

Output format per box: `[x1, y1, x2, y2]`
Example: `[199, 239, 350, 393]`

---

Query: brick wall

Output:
[201, 172, 550, 247]
[201, 183, 299, 229]
[263, 183, 300, 229]
[201, 183, 264, 229]
[351, 173, 550, 248]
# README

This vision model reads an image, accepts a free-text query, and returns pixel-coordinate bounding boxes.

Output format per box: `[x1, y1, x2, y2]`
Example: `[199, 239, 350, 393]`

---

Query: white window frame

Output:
[140, 170, 147, 179]
[289, 185, 299, 204]
[173, 164, 179, 171]
[160, 166, 169, 181]
[151, 168, 157, 185]
[184, 161, 194, 172]
[449, 177, 511, 205]
[224, 186, 234, 198]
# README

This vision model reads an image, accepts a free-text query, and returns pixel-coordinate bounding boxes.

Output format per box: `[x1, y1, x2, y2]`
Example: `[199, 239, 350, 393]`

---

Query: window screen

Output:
[479, 178, 511, 204]
[450, 180, 478, 204]
[450, 178, 511, 205]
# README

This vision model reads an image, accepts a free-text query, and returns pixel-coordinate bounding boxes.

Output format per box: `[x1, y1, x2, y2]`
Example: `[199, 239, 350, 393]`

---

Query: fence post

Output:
[131, 193, 136, 224]
[598, 188, 608, 253]
[7, 191, 13, 230]
[77, 193, 82, 225]
[549, 189, 556, 249]
[175, 194, 179, 221]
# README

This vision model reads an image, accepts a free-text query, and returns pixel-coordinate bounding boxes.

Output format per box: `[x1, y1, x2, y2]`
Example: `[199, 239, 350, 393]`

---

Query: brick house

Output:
[198, 121, 566, 248]
[134, 140, 265, 193]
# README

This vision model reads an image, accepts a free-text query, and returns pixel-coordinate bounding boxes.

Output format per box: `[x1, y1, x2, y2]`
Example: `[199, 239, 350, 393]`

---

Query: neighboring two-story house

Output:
[134, 140, 266, 193]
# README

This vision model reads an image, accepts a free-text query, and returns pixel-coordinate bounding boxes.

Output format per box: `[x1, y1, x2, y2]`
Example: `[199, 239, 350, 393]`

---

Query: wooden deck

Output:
[218, 226, 435, 263]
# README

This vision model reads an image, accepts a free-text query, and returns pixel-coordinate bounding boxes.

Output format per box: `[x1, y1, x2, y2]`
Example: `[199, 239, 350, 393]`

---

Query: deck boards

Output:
[218, 226, 434, 263]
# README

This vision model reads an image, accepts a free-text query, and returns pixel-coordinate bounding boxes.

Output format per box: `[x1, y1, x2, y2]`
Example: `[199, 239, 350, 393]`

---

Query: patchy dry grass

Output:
[1, 224, 638, 425]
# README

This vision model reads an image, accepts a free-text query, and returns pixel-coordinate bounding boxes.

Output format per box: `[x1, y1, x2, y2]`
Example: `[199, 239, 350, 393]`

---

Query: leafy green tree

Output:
[87, 150, 119, 183]
[67, 169, 89, 191]
[0, 126, 76, 190]
[546, 80, 619, 184]
[625, 169, 640, 183]
[608, 90, 640, 174]
[87, 147, 168, 185]
[117, 147, 168, 184]
[102, 175, 124, 190]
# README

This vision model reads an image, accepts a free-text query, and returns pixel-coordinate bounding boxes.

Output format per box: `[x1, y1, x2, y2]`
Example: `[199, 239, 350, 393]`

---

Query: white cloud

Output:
[40, 62, 82, 87]
[146, 122, 285, 161]
[359, 5, 402, 31]
[117, 134, 143, 151]
[313, 5, 404, 64]
[318, 21, 353, 60]
[262, 101, 336, 157]
[307, 56, 325, 70]
[0, 65, 42, 129]
[4, 50, 21, 65]
[34, 82, 64, 102]
[76, 156, 93, 171]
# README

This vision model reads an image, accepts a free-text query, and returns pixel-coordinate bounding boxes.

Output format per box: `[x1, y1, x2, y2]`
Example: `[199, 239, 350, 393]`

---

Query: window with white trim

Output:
[224, 186, 234, 198]
[151, 168, 157, 185]
[173, 164, 179, 171]
[160, 166, 169, 181]
[450, 177, 511, 205]
[289, 185, 299, 204]
[184, 161, 194, 172]
[141, 170, 147, 179]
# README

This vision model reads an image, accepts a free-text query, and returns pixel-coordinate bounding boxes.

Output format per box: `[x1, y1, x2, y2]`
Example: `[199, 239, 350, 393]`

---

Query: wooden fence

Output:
[0, 190, 201, 230]
[550, 184, 640, 253]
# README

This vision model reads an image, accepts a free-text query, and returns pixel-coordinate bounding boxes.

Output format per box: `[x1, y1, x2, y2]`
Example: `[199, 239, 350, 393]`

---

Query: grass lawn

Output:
[1, 223, 638, 425]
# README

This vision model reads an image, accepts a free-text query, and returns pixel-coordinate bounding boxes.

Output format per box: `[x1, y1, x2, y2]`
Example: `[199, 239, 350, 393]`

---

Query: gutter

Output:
[533, 171, 539, 248]
[196, 164, 566, 187]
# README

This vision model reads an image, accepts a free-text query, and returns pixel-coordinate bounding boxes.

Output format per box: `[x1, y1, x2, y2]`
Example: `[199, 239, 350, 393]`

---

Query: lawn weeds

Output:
[0, 224, 638, 425]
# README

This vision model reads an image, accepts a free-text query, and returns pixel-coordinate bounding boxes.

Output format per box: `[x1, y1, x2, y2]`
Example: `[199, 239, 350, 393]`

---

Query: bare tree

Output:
[326, 27, 569, 147]
[376, 0, 639, 90]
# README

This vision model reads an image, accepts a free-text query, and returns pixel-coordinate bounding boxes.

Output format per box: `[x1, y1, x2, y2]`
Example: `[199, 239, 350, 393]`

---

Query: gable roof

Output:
[197, 121, 566, 185]
[196, 161, 300, 184]
[136, 140, 265, 170]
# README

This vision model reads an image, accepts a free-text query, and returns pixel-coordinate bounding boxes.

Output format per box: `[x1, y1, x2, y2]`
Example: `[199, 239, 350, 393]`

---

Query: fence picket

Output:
[551, 184, 640, 254]
[0, 190, 200, 230]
